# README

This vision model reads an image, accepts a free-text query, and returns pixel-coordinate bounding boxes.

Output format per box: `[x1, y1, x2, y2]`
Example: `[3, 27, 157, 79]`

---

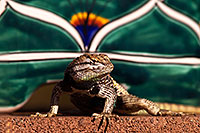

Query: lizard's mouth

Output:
[70, 63, 111, 82]
[70, 62, 105, 73]
[88, 64, 105, 70]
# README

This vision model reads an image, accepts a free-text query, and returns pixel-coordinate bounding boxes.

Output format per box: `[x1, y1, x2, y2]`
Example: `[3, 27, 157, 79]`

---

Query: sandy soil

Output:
[0, 113, 200, 132]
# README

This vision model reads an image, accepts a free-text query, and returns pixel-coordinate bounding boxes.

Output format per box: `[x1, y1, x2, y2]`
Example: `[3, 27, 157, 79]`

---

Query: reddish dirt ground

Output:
[0, 113, 200, 132]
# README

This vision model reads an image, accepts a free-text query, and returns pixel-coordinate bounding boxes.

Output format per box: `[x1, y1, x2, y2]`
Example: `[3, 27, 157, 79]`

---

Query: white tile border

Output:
[0, 52, 200, 65]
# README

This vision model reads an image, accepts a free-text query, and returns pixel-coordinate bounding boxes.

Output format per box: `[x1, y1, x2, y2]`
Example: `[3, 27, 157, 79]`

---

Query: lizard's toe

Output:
[47, 112, 57, 117]
[92, 112, 119, 120]
[30, 112, 48, 117]
[30, 112, 56, 117]
[92, 113, 119, 131]
[158, 109, 186, 116]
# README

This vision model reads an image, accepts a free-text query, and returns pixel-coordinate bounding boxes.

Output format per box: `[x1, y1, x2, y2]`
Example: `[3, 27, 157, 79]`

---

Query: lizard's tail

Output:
[156, 102, 200, 114]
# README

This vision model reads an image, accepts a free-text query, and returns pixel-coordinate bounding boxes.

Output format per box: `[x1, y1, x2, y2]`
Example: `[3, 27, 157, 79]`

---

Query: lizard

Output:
[32, 53, 188, 118]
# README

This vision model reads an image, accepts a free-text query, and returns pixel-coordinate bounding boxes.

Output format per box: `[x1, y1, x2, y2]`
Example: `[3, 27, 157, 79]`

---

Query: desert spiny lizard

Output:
[32, 53, 188, 118]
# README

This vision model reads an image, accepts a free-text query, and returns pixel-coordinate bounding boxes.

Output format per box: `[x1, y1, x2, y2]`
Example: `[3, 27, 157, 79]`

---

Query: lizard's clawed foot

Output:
[92, 112, 119, 120]
[92, 113, 119, 131]
[30, 112, 56, 117]
[158, 109, 185, 116]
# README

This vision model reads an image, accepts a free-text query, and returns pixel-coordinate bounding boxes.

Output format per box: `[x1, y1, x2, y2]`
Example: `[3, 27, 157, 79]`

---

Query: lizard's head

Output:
[67, 53, 114, 82]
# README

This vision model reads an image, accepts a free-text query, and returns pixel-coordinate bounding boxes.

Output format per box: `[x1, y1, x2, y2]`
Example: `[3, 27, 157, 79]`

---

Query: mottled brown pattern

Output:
[32, 53, 196, 118]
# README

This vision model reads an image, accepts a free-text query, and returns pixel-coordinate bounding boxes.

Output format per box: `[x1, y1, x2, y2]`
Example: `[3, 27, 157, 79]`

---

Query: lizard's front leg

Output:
[90, 84, 118, 131]
[90, 84, 118, 119]
[31, 81, 64, 117]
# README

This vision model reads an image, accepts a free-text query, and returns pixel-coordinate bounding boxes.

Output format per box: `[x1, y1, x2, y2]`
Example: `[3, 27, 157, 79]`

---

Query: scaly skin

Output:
[32, 53, 191, 118]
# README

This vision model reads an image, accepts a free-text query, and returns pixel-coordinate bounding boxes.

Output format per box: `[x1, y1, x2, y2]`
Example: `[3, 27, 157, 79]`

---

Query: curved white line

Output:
[7, 0, 85, 50]
[0, 0, 7, 16]
[106, 53, 200, 65]
[0, 52, 82, 61]
[0, 52, 200, 65]
[157, 1, 200, 40]
[89, 0, 157, 52]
